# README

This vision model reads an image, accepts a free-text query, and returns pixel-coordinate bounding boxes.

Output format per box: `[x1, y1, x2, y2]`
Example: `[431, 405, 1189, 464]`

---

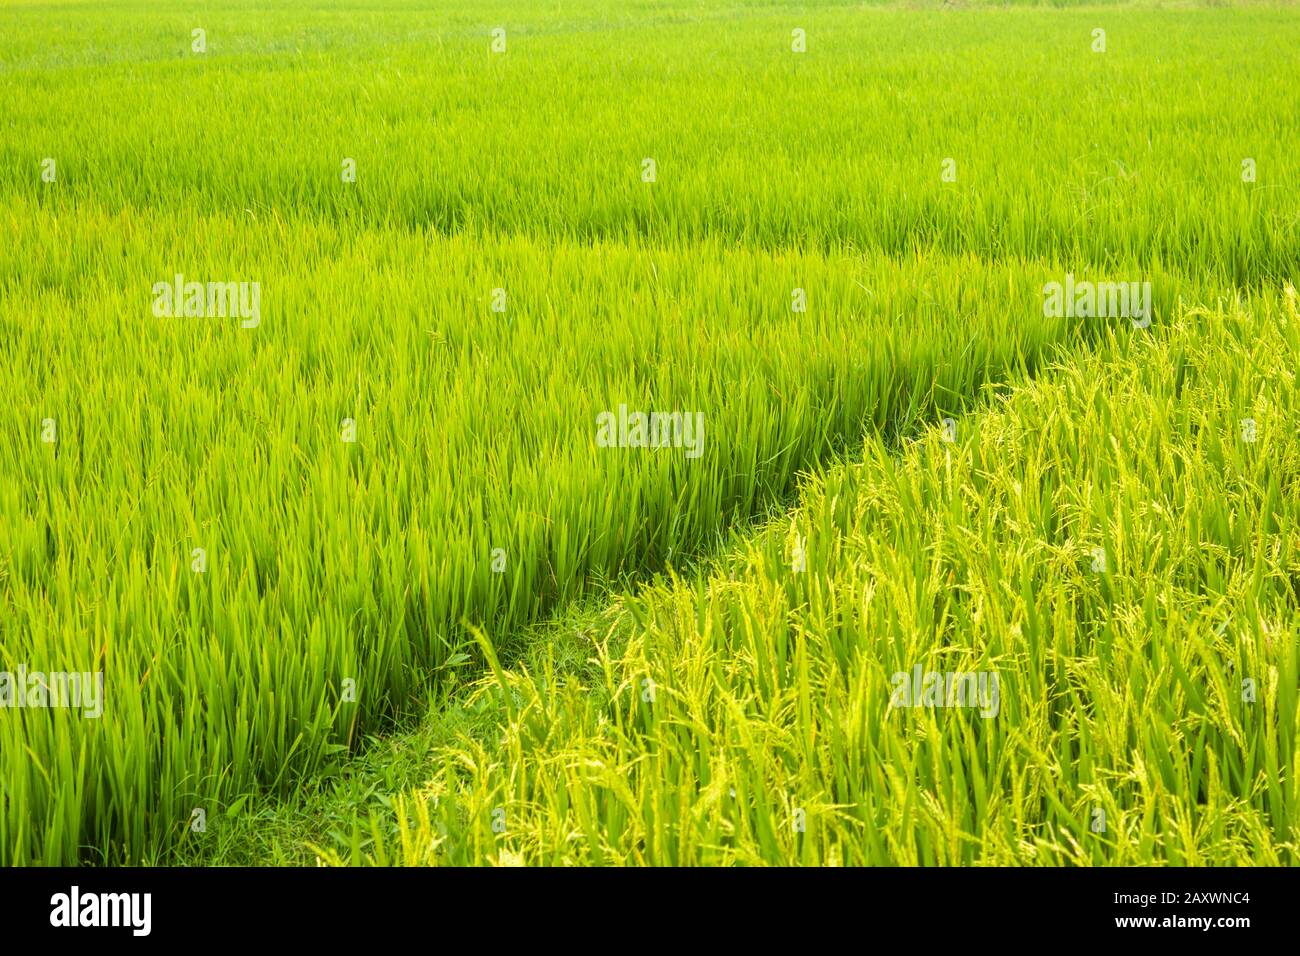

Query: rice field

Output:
[0, 0, 1297, 866]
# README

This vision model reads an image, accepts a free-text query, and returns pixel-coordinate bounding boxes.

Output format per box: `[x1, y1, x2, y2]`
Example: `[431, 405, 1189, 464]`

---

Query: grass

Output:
[0, 0, 1296, 865]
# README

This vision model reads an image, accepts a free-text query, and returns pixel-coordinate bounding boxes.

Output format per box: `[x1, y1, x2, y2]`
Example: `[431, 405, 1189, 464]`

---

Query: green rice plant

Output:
[0, 0, 1296, 865]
